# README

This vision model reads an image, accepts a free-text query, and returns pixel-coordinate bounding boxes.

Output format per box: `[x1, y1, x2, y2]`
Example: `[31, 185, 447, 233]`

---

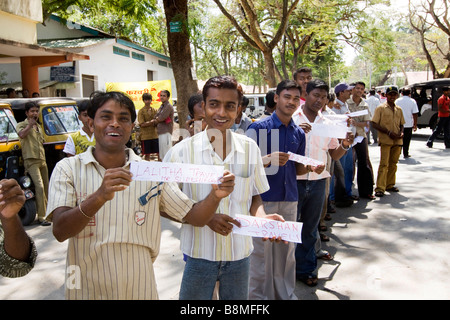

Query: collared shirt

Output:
[63, 128, 96, 155]
[395, 96, 419, 128]
[155, 101, 174, 135]
[247, 112, 305, 202]
[0, 227, 37, 278]
[292, 108, 340, 180]
[45, 147, 195, 300]
[164, 130, 270, 262]
[347, 97, 371, 138]
[137, 105, 158, 140]
[331, 99, 350, 115]
[371, 102, 405, 146]
[232, 112, 253, 133]
[16, 119, 45, 160]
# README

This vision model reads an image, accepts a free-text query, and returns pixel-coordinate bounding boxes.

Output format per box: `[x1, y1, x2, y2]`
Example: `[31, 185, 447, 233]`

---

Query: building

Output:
[0, 0, 89, 96]
[1, 5, 176, 98]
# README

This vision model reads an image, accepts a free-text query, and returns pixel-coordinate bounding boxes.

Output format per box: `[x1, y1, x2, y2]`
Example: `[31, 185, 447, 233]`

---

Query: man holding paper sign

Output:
[45, 91, 234, 300]
[292, 79, 354, 287]
[246, 80, 323, 300]
[164, 76, 284, 300]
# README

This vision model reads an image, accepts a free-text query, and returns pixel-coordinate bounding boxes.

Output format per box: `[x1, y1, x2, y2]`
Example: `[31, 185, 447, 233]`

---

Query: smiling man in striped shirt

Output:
[164, 76, 284, 300]
[45, 91, 235, 300]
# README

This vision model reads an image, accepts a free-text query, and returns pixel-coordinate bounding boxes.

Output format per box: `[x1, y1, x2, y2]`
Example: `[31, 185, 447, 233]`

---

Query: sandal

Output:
[320, 233, 330, 242]
[386, 187, 399, 192]
[375, 191, 384, 197]
[297, 274, 318, 287]
[318, 252, 334, 260]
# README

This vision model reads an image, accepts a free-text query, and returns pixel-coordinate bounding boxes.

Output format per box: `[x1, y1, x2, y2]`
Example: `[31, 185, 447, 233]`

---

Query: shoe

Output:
[40, 220, 51, 226]
[404, 155, 411, 158]
[351, 195, 359, 201]
[320, 233, 330, 242]
[297, 274, 318, 287]
[426, 142, 433, 148]
[386, 186, 399, 192]
[361, 194, 376, 200]
[375, 191, 384, 197]
[324, 213, 332, 221]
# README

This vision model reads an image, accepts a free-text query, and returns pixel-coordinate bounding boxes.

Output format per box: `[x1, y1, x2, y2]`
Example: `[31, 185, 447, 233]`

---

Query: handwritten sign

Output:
[232, 214, 303, 243]
[311, 123, 348, 139]
[130, 161, 224, 184]
[287, 152, 324, 167]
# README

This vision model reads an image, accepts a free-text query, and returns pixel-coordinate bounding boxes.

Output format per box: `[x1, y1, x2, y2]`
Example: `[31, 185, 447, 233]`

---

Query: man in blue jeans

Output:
[293, 79, 354, 286]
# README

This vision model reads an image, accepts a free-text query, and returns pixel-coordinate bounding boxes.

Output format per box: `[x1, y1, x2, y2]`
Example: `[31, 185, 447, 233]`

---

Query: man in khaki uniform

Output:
[17, 102, 50, 226]
[371, 86, 405, 197]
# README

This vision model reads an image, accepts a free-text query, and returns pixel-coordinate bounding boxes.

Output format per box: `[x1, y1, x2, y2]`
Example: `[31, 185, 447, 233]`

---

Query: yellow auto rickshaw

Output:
[0, 102, 37, 225]
[7, 97, 81, 174]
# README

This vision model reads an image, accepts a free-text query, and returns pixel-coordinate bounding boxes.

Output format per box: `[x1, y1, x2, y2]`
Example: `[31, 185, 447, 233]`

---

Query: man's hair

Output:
[354, 81, 366, 88]
[276, 80, 301, 95]
[77, 99, 91, 113]
[188, 93, 203, 118]
[369, 89, 376, 95]
[306, 79, 329, 94]
[6, 88, 15, 95]
[88, 91, 136, 122]
[142, 92, 152, 101]
[442, 86, 450, 92]
[202, 75, 243, 103]
[161, 90, 170, 98]
[24, 101, 38, 112]
[241, 96, 249, 108]
[265, 90, 276, 109]
[293, 67, 312, 80]
[402, 88, 411, 95]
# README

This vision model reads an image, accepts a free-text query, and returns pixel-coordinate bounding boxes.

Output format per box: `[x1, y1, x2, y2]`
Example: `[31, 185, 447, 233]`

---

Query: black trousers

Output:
[428, 117, 450, 148]
[353, 137, 374, 196]
[403, 127, 413, 157]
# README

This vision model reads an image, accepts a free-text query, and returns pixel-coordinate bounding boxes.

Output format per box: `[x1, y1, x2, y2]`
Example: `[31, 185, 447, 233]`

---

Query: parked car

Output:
[403, 78, 450, 130]
[0, 102, 37, 225]
[244, 93, 266, 119]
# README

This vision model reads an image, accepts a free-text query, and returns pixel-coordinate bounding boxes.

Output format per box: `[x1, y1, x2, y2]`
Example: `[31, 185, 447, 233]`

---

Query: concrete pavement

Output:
[1, 128, 449, 300]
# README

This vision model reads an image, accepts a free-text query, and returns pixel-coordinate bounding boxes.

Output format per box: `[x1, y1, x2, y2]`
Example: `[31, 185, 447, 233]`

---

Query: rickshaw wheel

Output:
[19, 199, 37, 226]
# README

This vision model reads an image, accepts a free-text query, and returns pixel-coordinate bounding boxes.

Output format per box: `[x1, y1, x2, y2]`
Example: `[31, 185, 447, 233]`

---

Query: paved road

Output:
[1, 129, 449, 300]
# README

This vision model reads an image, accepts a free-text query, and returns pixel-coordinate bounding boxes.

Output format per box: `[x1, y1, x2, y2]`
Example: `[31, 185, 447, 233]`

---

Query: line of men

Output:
[1, 70, 407, 300]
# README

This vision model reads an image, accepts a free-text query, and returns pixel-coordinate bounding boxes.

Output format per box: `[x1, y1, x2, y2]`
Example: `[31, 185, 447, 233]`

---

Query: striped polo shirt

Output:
[45, 147, 195, 300]
[163, 130, 270, 262]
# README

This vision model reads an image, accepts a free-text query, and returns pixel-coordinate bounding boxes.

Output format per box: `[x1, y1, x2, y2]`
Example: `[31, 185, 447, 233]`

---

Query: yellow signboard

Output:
[105, 80, 172, 111]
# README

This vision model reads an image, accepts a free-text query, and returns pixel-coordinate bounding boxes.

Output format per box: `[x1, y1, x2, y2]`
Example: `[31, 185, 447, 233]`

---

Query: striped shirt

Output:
[163, 130, 270, 262]
[292, 108, 340, 180]
[45, 147, 195, 300]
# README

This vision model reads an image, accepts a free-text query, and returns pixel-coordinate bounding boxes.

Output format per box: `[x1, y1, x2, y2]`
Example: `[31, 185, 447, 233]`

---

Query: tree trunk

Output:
[163, 0, 199, 127]
[263, 50, 278, 88]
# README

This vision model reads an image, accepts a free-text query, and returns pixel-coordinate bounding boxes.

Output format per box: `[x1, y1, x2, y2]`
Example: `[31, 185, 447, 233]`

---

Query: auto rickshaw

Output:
[0, 102, 37, 225]
[6, 97, 81, 174]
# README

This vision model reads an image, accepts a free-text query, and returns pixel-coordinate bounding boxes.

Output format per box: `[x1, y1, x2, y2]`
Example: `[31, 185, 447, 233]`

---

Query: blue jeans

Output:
[179, 256, 250, 300]
[295, 179, 326, 277]
[340, 146, 354, 197]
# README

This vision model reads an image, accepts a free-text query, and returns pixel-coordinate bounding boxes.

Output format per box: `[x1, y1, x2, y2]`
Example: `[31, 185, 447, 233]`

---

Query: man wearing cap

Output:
[331, 83, 355, 206]
[371, 86, 405, 197]
[426, 86, 450, 149]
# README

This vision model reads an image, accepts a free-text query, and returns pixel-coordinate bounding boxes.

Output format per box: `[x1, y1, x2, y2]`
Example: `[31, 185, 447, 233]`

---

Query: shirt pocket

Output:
[229, 175, 253, 217]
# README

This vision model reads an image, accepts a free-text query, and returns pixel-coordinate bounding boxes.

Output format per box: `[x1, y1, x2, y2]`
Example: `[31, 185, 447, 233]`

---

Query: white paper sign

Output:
[311, 123, 348, 139]
[287, 152, 324, 167]
[348, 109, 369, 118]
[232, 214, 303, 243]
[351, 135, 364, 146]
[130, 161, 224, 184]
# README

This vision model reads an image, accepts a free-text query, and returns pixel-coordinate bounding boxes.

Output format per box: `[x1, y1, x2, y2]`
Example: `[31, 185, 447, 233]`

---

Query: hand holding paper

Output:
[232, 214, 303, 243]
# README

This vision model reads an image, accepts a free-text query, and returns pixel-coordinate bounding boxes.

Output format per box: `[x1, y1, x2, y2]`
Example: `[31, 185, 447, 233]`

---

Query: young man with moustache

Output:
[293, 67, 313, 104]
[45, 91, 235, 300]
[292, 79, 354, 287]
[371, 86, 405, 197]
[246, 80, 324, 300]
[164, 76, 284, 300]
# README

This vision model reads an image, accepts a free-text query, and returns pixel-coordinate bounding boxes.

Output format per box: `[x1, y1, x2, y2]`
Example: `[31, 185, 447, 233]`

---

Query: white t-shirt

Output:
[395, 96, 419, 128]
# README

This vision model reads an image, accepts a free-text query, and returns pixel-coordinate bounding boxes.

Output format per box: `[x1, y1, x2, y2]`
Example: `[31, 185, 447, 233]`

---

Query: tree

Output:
[409, 0, 450, 78]
[212, 0, 300, 87]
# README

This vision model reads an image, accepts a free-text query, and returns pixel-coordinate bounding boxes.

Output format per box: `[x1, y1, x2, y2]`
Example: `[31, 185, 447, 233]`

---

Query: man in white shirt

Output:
[365, 89, 381, 144]
[396, 88, 419, 158]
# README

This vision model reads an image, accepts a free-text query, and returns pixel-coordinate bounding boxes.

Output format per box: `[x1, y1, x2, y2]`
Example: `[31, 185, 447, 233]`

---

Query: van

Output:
[244, 93, 266, 119]
[403, 78, 450, 130]
[4, 97, 81, 173]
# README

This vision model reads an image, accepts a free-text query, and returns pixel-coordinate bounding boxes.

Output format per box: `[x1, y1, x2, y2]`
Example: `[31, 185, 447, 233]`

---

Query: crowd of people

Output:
[1, 69, 449, 301]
